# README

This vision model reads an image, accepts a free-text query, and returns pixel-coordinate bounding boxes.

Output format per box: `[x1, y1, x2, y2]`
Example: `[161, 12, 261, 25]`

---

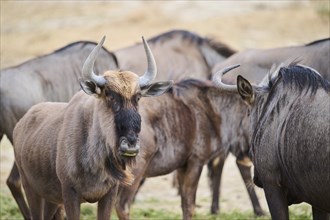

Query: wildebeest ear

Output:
[237, 75, 254, 105]
[141, 81, 173, 97]
[80, 80, 102, 96]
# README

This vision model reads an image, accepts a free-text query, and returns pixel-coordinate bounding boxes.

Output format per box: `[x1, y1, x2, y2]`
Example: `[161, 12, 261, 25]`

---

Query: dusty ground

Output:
[1, 0, 329, 217]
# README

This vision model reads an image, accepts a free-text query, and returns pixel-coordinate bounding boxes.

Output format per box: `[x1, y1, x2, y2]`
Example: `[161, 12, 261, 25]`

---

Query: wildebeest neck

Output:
[251, 65, 330, 158]
[106, 151, 134, 186]
[261, 65, 330, 95]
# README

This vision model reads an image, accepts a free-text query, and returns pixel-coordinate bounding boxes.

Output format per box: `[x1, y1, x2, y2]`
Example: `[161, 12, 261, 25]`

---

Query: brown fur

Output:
[104, 71, 140, 99]
[115, 79, 252, 220]
[13, 69, 171, 220]
[115, 30, 235, 82]
[3, 29, 232, 219]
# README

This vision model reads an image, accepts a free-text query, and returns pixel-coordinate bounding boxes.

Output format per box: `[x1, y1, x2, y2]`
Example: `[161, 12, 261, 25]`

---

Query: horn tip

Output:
[99, 35, 106, 46]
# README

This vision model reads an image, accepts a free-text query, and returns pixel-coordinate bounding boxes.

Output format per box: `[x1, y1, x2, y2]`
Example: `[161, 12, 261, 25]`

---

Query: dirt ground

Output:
[0, 0, 329, 217]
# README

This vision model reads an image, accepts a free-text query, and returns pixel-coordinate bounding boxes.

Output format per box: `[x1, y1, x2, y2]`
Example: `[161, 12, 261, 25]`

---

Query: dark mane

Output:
[4, 41, 118, 70]
[170, 78, 213, 94]
[204, 37, 237, 57]
[305, 38, 330, 46]
[53, 41, 97, 53]
[168, 78, 213, 99]
[54, 41, 118, 66]
[148, 29, 204, 45]
[148, 29, 236, 57]
[266, 65, 330, 94]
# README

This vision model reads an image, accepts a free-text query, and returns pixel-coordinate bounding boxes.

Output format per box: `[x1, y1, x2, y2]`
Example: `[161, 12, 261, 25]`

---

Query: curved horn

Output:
[212, 64, 241, 92]
[82, 36, 107, 86]
[139, 36, 157, 87]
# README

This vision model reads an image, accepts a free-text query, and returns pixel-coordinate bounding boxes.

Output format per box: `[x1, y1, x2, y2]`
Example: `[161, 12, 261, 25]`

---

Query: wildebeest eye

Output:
[106, 92, 122, 112]
[112, 101, 121, 113]
[131, 94, 141, 106]
[135, 94, 141, 102]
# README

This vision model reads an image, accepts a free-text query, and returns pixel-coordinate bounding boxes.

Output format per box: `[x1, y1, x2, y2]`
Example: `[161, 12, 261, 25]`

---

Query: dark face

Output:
[81, 69, 172, 160]
[105, 88, 142, 158]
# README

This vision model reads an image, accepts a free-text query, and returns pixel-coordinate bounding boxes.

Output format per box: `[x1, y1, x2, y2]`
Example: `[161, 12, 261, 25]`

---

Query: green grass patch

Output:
[132, 208, 181, 219]
[0, 191, 23, 220]
[0, 191, 312, 220]
[80, 203, 97, 220]
[289, 205, 312, 220]
[196, 210, 256, 220]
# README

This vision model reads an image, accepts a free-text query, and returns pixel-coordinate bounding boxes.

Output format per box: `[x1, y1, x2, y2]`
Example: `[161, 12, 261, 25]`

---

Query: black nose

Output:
[126, 133, 138, 146]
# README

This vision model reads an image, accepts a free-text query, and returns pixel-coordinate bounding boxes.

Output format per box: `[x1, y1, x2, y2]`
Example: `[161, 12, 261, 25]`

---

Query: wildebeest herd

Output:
[0, 29, 329, 220]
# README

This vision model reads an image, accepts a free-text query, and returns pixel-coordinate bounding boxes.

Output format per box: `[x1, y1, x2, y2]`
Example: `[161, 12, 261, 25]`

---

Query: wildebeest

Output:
[13, 36, 172, 219]
[2, 29, 246, 218]
[213, 38, 330, 84]
[214, 64, 330, 219]
[0, 40, 117, 218]
[117, 30, 265, 216]
[114, 29, 235, 81]
[113, 65, 264, 220]
[208, 37, 330, 215]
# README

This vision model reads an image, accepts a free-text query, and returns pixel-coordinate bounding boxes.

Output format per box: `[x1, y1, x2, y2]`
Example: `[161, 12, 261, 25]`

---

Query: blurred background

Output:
[1, 0, 329, 218]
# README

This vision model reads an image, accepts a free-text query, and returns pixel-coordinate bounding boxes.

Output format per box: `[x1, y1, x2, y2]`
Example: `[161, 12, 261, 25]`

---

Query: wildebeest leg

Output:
[208, 156, 225, 214]
[172, 171, 180, 195]
[21, 177, 42, 219]
[6, 162, 30, 220]
[177, 160, 204, 220]
[116, 186, 131, 220]
[62, 185, 81, 220]
[132, 178, 146, 202]
[44, 201, 62, 220]
[116, 176, 145, 220]
[97, 184, 119, 220]
[236, 160, 265, 216]
[312, 206, 330, 220]
[263, 185, 288, 220]
[52, 206, 65, 220]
